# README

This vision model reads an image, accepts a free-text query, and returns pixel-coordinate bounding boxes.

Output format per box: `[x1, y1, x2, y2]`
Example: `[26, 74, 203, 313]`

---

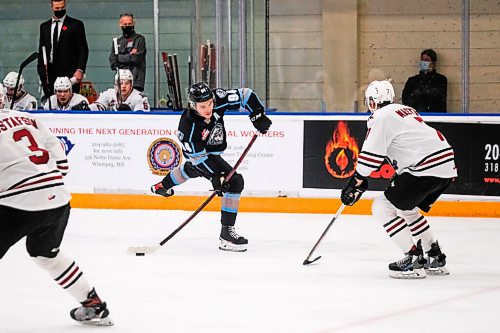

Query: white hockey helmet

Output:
[364, 80, 395, 112]
[3, 71, 24, 90]
[54, 76, 72, 92]
[115, 69, 134, 85]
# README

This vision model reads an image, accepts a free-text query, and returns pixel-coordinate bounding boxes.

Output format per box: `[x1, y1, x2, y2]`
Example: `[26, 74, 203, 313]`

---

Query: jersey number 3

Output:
[13, 129, 50, 165]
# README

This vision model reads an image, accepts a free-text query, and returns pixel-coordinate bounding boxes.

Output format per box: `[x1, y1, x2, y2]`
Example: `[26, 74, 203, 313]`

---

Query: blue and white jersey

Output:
[177, 87, 265, 168]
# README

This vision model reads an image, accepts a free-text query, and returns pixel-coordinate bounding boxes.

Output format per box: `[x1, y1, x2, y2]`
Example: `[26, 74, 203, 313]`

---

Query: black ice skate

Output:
[425, 241, 450, 276]
[70, 288, 113, 326]
[219, 225, 248, 252]
[388, 240, 427, 279]
[151, 181, 174, 197]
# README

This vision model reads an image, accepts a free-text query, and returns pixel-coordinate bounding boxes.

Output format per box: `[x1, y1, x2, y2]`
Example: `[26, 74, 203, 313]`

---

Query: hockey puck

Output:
[136, 253, 145, 256]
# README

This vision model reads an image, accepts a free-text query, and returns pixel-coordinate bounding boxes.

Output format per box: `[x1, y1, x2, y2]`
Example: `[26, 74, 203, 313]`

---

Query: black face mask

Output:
[121, 26, 135, 37]
[53, 9, 66, 19]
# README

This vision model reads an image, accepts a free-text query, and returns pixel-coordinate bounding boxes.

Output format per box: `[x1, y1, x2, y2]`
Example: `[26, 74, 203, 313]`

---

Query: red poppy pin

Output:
[62, 26, 68, 31]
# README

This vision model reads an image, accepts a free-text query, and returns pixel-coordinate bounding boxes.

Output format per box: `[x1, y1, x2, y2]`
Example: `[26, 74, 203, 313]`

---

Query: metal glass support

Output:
[153, 0, 160, 107]
[461, 0, 470, 113]
[216, 0, 223, 87]
[239, 0, 247, 87]
[227, 0, 233, 87]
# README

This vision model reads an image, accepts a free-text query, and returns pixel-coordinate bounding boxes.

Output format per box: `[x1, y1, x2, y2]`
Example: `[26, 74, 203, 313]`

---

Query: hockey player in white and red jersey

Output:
[89, 69, 150, 111]
[43, 76, 90, 111]
[3, 71, 38, 111]
[0, 86, 113, 326]
[341, 80, 457, 279]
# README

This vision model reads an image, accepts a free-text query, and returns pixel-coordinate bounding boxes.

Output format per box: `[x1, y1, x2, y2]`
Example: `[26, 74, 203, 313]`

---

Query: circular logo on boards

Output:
[147, 138, 182, 176]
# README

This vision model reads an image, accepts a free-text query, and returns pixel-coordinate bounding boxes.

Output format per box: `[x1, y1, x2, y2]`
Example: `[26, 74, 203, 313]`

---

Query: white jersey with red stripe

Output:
[356, 103, 457, 179]
[0, 108, 71, 211]
[43, 93, 89, 111]
[3, 91, 38, 111]
[89, 88, 150, 112]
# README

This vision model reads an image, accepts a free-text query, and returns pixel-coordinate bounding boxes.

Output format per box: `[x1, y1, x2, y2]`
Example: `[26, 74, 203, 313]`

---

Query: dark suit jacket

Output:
[37, 15, 89, 95]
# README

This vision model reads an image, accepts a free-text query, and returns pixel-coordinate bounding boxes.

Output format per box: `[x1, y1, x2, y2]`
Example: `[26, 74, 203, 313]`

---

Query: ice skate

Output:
[425, 241, 450, 276]
[70, 288, 114, 326]
[388, 240, 427, 279]
[151, 181, 174, 197]
[219, 225, 248, 252]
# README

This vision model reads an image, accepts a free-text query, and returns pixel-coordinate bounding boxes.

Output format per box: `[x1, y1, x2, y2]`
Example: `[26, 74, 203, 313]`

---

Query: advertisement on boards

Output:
[303, 120, 499, 196]
[38, 113, 300, 195]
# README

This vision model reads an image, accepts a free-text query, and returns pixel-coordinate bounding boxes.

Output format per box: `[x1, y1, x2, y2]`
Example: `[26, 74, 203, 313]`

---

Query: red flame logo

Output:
[324, 121, 359, 178]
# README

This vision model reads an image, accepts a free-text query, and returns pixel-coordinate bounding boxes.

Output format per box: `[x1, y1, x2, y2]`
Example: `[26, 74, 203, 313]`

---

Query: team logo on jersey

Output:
[324, 121, 359, 179]
[58, 136, 75, 155]
[147, 138, 182, 176]
[215, 89, 227, 98]
[207, 123, 224, 146]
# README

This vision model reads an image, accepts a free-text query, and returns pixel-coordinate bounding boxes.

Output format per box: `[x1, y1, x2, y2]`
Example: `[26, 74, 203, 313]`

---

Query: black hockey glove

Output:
[211, 173, 230, 197]
[71, 101, 90, 111]
[117, 103, 132, 111]
[341, 172, 368, 206]
[250, 112, 272, 134]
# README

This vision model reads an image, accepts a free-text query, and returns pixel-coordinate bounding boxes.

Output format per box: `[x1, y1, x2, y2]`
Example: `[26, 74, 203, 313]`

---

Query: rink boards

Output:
[32, 111, 500, 217]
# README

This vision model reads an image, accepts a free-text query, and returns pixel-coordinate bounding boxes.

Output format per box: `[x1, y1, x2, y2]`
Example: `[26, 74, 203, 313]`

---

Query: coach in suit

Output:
[37, 0, 89, 98]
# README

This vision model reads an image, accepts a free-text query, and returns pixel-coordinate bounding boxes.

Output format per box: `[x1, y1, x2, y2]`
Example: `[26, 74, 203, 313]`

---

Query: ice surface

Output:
[1, 208, 499, 333]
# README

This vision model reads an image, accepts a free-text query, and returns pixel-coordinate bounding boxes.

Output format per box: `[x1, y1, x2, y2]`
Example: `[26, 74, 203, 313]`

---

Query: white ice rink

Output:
[1, 208, 499, 333]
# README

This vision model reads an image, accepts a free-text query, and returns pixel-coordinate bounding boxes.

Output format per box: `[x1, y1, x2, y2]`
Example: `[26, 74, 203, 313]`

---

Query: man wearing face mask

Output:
[37, 0, 89, 98]
[402, 49, 448, 113]
[109, 13, 147, 92]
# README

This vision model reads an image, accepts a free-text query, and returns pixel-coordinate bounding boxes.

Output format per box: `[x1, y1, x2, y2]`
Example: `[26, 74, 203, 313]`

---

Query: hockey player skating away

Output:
[3, 71, 38, 111]
[43, 76, 90, 111]
[151, 82, 272, 252]
[0, 89, 113, 326]
[90, 69, 150, 111]
[341, 80, 457, 279]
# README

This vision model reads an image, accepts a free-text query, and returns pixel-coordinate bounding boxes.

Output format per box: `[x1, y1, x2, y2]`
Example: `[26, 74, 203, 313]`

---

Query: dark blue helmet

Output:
[188, 82, 213, 107]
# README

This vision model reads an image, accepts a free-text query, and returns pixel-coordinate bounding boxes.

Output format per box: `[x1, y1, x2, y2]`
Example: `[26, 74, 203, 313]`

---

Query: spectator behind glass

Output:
[109, 13, 146, 92]
[37, 0, 89, 98]
[402, 49, 448, 113]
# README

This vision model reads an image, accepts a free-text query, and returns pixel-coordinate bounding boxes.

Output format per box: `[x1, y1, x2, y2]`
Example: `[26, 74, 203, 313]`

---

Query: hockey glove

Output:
[341, 172, 368, 206]
[250, 112, 272, 134]
[117, 103, 132, 111]
[71, 101, 91, 111]
[211, 173, 230, 197]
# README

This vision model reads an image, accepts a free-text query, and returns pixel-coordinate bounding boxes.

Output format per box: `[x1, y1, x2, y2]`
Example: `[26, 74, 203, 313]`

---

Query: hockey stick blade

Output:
[301, 204, 346, 266]
[127, 244, 161, 256]
[303, 256, 322, 266]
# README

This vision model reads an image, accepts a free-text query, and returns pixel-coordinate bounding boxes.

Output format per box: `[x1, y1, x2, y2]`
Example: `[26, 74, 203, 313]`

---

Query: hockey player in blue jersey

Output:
[151, 82, 271, 252]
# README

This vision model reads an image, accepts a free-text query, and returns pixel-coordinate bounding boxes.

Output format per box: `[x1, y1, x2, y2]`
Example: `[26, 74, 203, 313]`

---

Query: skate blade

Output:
[78, 317, 114, 326]
[219, 239, 247, 252]
[426, 267, 450, 276]
[389, 268, 427, 279]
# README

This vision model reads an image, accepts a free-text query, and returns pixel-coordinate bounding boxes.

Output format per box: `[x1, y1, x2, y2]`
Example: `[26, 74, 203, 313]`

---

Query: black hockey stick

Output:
[303, 204, 346, 265]
[128, 133, 259, 256]
[10, 52, 38, 110]
[172, 54, 182, 109]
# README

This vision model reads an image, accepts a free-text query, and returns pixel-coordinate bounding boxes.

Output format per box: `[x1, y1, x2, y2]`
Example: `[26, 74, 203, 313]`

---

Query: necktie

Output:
[53, 20, 59, 55]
